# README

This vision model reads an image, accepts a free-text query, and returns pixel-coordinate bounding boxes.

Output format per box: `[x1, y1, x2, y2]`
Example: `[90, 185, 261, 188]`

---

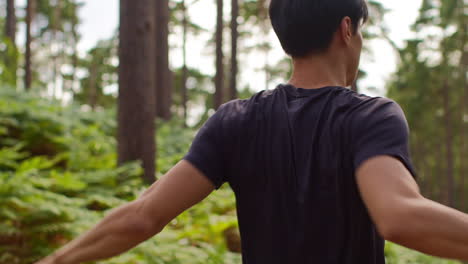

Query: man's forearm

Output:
[35, 161, 214, 264]
[49, 200, 162, 264]
[389, 198, 468, 260]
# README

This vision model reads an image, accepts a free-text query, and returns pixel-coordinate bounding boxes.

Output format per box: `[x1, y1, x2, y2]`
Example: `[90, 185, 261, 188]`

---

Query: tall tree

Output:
[118, 0, 157, 183]
[388, 0, 466, 210]
[181, 0, 189, 124]
[173, 0, 206, 124]
[258, 0, 271, 91]
[5, 0, 16, 43]
[457, 0, 467, 210]
[214, 0, 224, 109]
[51, 0, 63, 98]
[155, 0, 172, 120]
[24, 0, 35, 90]
[25, 0, 82, 97]
[88, 61, 98, 109]
[229, 0, 239, 100]
[442, 79, 454, 206]
[4, 0, 17, 85]
[70, 0, 80, 97]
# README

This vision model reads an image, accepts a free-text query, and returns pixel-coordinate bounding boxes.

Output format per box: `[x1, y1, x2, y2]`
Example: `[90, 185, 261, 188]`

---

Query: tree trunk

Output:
[181, 0, 188, 126]
[229, 0, 238, 100]
[118, 0, 157, 183]
[457, 3, 467, 211]
[458, 66, 467, 210]
[155, 0, 172, 120]
[52, 0, 63, 99]
[443, 80, 455, 207]
[24, 0, 34, 90]
[460, 78, 467, 210]
[5, 0, 17, 86]
[88, 62, 98, 110]
[426, 159, 433, 199]
[437, 139, 445, 203]
[5, 0, 16, 43]
[214, 0, 224, 109]
[71, 2, 79, 98]
[412, 138, 424, 194]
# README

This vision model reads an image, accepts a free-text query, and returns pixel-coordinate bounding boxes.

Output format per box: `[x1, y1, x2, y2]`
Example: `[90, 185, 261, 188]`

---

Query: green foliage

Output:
[387, 0, 466, 209]
[0, 37, 19, 87]
[0, 90, 241, 264]
[156, 119, 195, 174]
[74, 37, 118, 108]
[385, 243, 461, 264]
[0, 89, 143, 263]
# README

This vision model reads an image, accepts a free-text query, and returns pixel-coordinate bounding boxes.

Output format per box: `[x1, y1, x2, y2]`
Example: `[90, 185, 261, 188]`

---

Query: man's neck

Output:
[288, 53, 349, 89]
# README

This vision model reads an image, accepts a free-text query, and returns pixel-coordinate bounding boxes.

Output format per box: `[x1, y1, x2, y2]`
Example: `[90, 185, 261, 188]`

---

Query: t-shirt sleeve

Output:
[183, 103, 234, 189]
[352, 99, 417, 178]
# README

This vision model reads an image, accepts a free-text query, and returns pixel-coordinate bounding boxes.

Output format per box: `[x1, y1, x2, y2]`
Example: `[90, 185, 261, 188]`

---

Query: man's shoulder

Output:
[345, 94, 409, 137]
[217, 88, 278, 120]
[216, 98, 251, 122]
[348, 94, 404, 119]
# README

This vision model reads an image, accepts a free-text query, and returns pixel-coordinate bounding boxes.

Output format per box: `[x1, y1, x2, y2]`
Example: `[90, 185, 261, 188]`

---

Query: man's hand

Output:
[34, 160, 214, 264]
[356, 155, 468, 261]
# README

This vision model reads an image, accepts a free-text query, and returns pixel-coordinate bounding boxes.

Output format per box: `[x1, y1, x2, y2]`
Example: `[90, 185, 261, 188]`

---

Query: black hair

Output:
[269, 0, 369, 57]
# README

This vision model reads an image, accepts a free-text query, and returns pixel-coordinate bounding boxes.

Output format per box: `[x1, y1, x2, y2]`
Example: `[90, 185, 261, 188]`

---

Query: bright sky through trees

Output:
[14, 0, 423, 96]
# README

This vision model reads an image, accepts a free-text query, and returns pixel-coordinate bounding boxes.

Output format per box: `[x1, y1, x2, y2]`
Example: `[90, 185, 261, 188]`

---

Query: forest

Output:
[0, 0, 466, 263]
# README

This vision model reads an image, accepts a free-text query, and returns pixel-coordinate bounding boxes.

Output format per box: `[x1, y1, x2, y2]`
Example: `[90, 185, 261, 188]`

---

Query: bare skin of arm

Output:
[35, 160, 215, 264]
[357, 156, 468, 261]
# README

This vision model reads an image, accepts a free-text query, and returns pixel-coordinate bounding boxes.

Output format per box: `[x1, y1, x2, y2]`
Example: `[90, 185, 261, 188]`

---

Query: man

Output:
[37, 0, 468, 263]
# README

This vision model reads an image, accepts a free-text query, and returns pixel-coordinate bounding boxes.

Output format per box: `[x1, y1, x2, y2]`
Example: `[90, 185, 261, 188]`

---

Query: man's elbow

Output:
[120, 202, 165, 240]
[374, 202, 422, 243]
[124, 216, 163, 240]
[378, 220, 406, 242]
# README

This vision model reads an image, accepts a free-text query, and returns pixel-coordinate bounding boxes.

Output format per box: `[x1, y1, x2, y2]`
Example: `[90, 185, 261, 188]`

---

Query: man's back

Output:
[185, 84, 415, 263]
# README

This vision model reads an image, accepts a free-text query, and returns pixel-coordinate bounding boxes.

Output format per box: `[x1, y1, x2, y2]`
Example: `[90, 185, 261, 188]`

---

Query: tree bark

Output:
[118, 0, 157, 183]
[181, 0, 188, 126]
[155, 0, 172, 120]
[24, 0, 34, 90]
[51, 0, 63, 99]
[214, 0, 224, 109]
[437, 138, 445, 203]
[443, 80, 455, 207]
[5, 0, 17, 86]
[71, 1, 79, 97]
[457, 2, 467, 211]
[460, 76, 467, 210]
[229, 0, 238, 100]
[5, 0, 16, 43]
[88, 62, 98, 110]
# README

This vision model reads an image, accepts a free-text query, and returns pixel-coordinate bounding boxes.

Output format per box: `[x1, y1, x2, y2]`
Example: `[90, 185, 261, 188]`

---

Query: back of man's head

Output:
[269, 0, 369, 58]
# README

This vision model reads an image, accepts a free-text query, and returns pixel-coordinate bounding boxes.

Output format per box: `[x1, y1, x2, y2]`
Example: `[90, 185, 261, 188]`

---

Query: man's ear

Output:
[340, 16, 354, 45]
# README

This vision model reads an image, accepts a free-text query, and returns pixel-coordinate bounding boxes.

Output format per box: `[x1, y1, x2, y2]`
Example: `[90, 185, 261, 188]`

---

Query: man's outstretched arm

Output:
[36, 160, 214, 264]
[357, 156, 468, 261]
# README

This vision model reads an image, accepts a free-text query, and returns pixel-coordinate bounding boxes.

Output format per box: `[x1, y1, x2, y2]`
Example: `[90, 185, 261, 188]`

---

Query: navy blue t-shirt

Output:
[184, 84, 416, 264]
